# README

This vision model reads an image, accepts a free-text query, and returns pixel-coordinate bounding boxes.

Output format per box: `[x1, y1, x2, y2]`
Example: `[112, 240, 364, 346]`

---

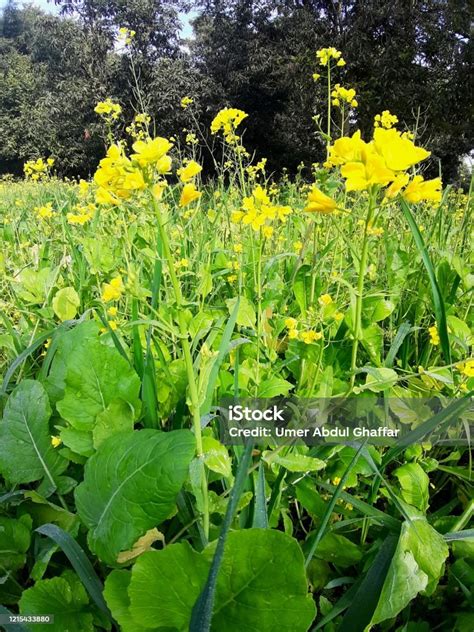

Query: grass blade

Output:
[400, 197, 451, 364]
[35, 523, 111, 618]
[384, 321, 412, 368]
[338, 535, 398, 632]
[444, 529, 474, 542]
[199, 298, 240, 417]
[189, 440, 253, 632]
[252, 461, 268, 528]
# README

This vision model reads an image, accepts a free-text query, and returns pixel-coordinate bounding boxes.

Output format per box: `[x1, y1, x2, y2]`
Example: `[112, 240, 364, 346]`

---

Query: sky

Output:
[0, 0, 195, 37]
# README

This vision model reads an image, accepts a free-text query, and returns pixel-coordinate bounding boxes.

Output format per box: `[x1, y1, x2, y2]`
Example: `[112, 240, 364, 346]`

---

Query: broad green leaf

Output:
[225, 296, 256, 328]
[19, 572, 94, 632]
[128, 529, 316, 631]
[363, 297, 395, 323]
[0, 514, 32, 571]
[263, 451, 325, 473]
[104, 570, 162, 632]
[202, 436, 232, 478]
[258, 376, 293, 397]
[360, 323, 383, 365]
[52, 287, 80, 321]
[59, 427, 94, 457]
[372, 514, 449, 625]
[309, 532, 362, 568]
[293, 264, 311, 314]
[394, 462, 429, 512]
[0, 380, 67, 486]
[57, 337, 141, 432]
[362, 367, 398, 392]
[92, 399, 135, 448]
[75, 430, 195, 564]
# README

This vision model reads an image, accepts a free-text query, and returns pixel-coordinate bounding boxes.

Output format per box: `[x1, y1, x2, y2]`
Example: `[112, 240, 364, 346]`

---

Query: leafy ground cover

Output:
[0, 45, 473, 631]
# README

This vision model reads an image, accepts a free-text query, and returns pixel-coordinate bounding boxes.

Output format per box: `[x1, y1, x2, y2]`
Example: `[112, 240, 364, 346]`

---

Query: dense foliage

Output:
[0, 0, 472, 180]
[0, 41, 473, 627]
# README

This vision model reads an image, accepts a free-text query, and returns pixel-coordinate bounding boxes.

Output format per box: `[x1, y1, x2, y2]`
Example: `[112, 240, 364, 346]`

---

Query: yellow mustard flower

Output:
[102, 276, 124, 302]
[180, 183, 202, 207]
[177, 160, 202, 182]
[403, 176, 442, 204]
[304, 186, 337, 213]
[428, 325, 440, 346]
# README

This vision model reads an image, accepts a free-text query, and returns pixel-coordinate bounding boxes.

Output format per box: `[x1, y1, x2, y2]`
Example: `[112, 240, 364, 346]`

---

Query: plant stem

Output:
[326, 64, 332, 160]
[349, 190, 376, 390]
[151, 193, 209, 539]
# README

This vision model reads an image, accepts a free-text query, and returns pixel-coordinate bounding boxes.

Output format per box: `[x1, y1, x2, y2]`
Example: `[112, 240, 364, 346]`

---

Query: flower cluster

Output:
[326, 128, 441, 201]
[118, 27, 136, 45]
[35, 202, 54, 219]
[181, 96, 194, 109]
[429, 325, 440, 346]
[24, 158, 54, 181]
[316, 47, 345, 67]
[94, 99, 122, 122]
[232, 185, 292, 237]
[211, 108, 248, 143]
[126, 113, 151, 140]
[374, 110, 398, 129]
[331, 84, 357, 108]
[66, 203, 96, 225]
[284, 318, 323, 344]
[102, 275, 124, 302]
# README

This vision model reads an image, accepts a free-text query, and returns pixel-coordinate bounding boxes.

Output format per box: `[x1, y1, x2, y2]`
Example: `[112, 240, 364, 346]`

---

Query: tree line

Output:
[0, 0, 472, 182]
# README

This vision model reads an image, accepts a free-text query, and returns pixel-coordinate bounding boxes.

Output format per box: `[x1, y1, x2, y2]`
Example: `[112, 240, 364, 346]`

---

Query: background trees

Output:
[0, 0, 472, 181]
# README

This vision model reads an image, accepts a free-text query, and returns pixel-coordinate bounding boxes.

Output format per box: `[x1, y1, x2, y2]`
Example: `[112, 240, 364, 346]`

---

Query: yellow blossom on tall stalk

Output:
[403, 175, 442, 204]
[177, 160, 202, 182]
[374, 110, 399, 129]
[210, 107, 248, 143]
[429, 325, 440, 346]
[94, 98, 122, 121]
[180, 183, 202, 207]
[181, 96, 194, 109]
[24, 157, 54, 181]
[131, 137, 173, 172]
[304, 186, 337, 214]
[67, 204, 96, 225]
[316, 47, 344, 66]
[35, 202, 54, 219]
[232, 185, 292, 233]
[331, 84, 358, 108]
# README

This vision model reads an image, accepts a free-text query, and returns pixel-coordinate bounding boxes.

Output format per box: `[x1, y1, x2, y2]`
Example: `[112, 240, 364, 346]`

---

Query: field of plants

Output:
[0, 44, 473, 632]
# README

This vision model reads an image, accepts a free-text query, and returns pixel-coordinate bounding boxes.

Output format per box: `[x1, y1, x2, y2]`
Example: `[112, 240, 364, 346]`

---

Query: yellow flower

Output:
[131, 137, 173, 169]
[176, 258, 189, 268]
[374, 110, 398, 129]
[94, 98, 122, 120]
[318, 294, 333, 306]
[177, 160, 202, 182]
[403, 176, 442, 204]
[385, 173, 410, 199]
[108, 320, 118, 331]
[285, 318, 298, 329]
[51, 436, 62, 448]
[331, 84, 357, 107]
[327, 131, 368, 166]
[210, 107, 248, 143]
[288, 328, 299, 340]
[300, 330, 323, 344]
[179, 183, 202, 207]
[262, 225, 273, 238]
[294, 240, 303, 252]
[312, 73, 321, 81]
[428, 325, 440, 346]
[102, 276, 124, 302]
[107, 306, 118, 317]
[233, 244, 243, 253]
[341, 154, 394, 191]
[459, 359, 474, 377]
[35, 203, 54, 220]
[181, 96, 194, 109]
[316, 47, 342, 66]
[372, 127, 430, 171]
[304, 186, 337, 213]
[336, 58, 346, 66]
[334, 311, 344, 321]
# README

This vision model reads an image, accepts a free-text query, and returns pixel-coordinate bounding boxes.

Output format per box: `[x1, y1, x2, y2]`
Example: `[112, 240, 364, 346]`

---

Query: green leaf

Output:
[394, 462, 429, 512]
[128, 530, 316, 631]
[202, 436, 232, 478]
[363, 297, 395, 323]
[92, 399, 135, 449]
[361, 367, 398, 392]
[52, 287, 80, 321]
[19, 572, 94, 632]
[371, 514, 449, 625]
[35, 523, 111, 617]
[75, 430, 195, 564]
[400, 197, 451, 364]
[258, 376, 293, 397]
[104, 570, 162, 632]
[0, 380, 67, 486]
[310, 532, 362, 568]
[225, 296, 256, 329]
[56, 336, 141, 432]
[0, 514, 32, 571]
[293, 264, 311, 314]
[262, 451, 325, 473]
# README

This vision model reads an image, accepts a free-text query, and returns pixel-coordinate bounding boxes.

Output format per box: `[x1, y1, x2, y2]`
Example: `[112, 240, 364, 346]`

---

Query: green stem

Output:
[349, 190, 376, 390]
[326, 64, 332, 160]
[151, 192, 209, 539]
[255, 235, 263, 393]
